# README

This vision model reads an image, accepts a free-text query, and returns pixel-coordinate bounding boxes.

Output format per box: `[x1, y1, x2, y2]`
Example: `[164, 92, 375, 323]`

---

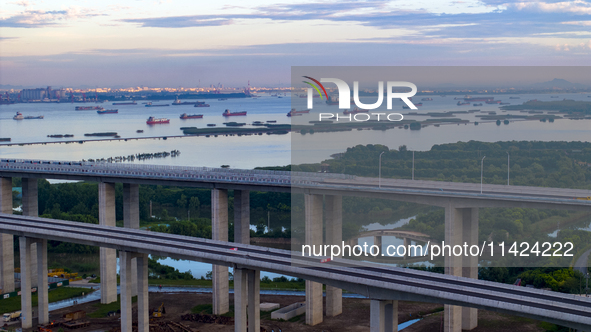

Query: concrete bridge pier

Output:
[370, 299, 398, 332]
[305, 194, 323, 326]
[374, 236, 382, 252]
[120, 251, 149, 332]
[325, 195, 343, 317]
[19, 237, 48, 329]
[233, 268, 260, 332]
[22, 178, 38, 287]
[123, 183, 139, 296]
[444, 205, 479, 332]
[0, 177, 14, 293]
[212, 188, 229, 315]
[99, 182, 117, 304]
[403, 238, 410, 258]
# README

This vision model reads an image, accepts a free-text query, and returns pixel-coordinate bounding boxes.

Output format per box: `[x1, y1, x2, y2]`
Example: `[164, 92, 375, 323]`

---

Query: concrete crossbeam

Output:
[305, 194, 323, 326]
[212, 188, 229, 315]
[325, 195, 343, 317]
[370, 300, 398, 332]
[123, 183, 139, 296]
[99, 182, 117, 304]
[0, 177, 14, 293]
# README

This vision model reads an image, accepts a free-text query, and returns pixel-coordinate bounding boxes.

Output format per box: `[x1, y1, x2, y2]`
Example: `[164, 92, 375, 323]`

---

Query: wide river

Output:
[1, 93, 590, 168]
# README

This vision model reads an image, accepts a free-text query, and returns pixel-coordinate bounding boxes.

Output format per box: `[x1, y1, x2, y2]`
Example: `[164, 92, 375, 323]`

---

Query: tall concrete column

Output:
[37, 239, 48, 325]
[123, 183, 139, 296]
[234, 268, 248, 332]
[99, 182, 117, 304]
[212, 188, 229, 315]
[19, 237, 32, 329]
[234, 190, 250, 245]
[403, 238, 410, 259]
[305, 194, 323, 326]
[374, 236, 383, 251]
[325, 195, 342, 317]
[21, 178, 38, 287]
[137, 254, 149, 332]
[370, 300, 398, 332]
[0, 177, 14, 293]
[444, 205, 479, 332]
[119, 251, 133, 332]
[462, 208, 479, 330]
[248, 269, 260, 332]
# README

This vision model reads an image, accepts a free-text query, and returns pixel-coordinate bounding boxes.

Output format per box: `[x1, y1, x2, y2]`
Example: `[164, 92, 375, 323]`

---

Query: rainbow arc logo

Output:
[302, 76, 328, 100]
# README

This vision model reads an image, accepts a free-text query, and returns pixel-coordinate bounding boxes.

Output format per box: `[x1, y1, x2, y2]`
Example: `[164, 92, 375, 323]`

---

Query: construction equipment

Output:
[575, 196, 591, 200]
[38, 327, 53, 332]
[63, 310, 86, 321]
[152, 302, 165, 317]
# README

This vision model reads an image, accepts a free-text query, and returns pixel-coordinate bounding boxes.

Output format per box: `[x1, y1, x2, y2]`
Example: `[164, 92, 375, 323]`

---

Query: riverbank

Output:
[0, 287, 92, 314]
[45, 291, 552, 332]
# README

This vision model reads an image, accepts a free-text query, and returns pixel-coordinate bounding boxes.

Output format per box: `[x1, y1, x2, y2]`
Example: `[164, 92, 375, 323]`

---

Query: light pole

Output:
[379, 151, 385, 188]
[481, 156, 486, 194]
[506, 151, 510, 186]
[412, 151, 415, 180]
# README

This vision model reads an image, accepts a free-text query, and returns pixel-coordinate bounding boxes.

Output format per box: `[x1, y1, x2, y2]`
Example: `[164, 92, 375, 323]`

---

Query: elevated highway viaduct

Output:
[1, 159, 590, 331]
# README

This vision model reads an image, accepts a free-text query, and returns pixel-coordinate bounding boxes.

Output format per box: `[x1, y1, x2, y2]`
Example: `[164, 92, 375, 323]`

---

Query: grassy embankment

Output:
[0, 287, 92, 314]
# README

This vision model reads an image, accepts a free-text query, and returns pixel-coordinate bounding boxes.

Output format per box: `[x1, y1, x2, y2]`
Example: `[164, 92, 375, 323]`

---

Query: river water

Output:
[1, 93, 590, 168]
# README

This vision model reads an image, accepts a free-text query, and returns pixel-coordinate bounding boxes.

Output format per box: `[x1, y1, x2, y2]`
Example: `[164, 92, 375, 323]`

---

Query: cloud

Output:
[0, 7, 103, 28]
[509, 0, 591, 14]
[120, 16, 233, 28]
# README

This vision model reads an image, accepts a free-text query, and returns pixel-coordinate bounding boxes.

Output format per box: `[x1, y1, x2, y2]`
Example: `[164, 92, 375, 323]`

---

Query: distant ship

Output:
[218, 98, 228, 101]
[180, 113, 203, 119]
[421, 98, 433, 101]
[499, 102, 510, 105]
[98, 109, 118, 114]
[473, 103, 483, 106]
[287, 108, 310, 117]
[457, 101, 470, 106]
[464, 97, 495, 102]
[326, 96, 339, 105]
[194, 103, 210, 107]
[509, 97, 520, 99]
[146, 116, 170, 124]
[485, 100, 502, 104]
[76, 106, 102, 110]
[222, 109, 247, 117]
[24, 115, 44, 119]
[402, 103, 423, 109]
[145, 102, 170, 107]
[112, 101, 137, 105]
[13, 112, 23, 120]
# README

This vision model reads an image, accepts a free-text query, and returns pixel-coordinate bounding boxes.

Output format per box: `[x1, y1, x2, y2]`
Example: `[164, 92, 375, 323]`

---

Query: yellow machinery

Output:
[576, 197, 591, 200]
[152, 303, 165, 318]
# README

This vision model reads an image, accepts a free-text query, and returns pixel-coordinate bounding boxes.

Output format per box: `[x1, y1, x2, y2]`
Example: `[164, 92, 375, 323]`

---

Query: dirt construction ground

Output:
[41, 292, 546, 332]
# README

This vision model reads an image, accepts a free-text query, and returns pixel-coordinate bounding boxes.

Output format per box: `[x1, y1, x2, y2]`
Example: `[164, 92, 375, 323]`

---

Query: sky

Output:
[1, 0, 591, 88]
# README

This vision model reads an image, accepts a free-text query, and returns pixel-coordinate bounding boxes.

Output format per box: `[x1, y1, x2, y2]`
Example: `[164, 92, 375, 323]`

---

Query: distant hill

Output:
[528, 78, 588, 89]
